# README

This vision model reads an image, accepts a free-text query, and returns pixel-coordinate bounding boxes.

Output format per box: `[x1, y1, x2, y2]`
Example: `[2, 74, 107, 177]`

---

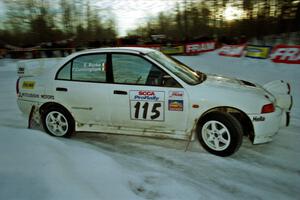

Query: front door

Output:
[108, 53, 189, 135]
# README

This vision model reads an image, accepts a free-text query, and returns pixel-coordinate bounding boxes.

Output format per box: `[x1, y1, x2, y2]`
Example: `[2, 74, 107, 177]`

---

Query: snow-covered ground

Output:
[0, 51, 299, 200]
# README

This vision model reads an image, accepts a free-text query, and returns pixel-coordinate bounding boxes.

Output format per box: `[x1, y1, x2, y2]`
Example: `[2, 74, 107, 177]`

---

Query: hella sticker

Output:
[253, 116, 265, 122]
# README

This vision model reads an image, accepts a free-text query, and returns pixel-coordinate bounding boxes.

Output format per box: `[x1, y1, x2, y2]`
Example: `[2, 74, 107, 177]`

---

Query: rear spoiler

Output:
[263, 80, 292, 111]
[17, 58, 63, 77]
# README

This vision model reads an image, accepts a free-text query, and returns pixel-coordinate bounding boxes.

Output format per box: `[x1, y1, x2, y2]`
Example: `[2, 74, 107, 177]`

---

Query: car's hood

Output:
[204, 73, 276, 102]
[206, 74, 255, 88]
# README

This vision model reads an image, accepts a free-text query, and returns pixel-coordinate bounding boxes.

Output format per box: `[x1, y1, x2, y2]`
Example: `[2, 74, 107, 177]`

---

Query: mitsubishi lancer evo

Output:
[16, 47, 293, 156]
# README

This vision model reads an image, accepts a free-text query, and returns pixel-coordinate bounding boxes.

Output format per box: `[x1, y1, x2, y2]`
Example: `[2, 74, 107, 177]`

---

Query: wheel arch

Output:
[39, 102, 75, 122]
[197, 106, 255, 142]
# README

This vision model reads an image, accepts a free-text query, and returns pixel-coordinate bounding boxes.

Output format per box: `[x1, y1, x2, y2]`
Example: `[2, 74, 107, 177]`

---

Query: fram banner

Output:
[219, 44, 246, 57]
[161, 46, 184, 54]
[270, 44, 300, 64]
[245, 45, 272, 59]
[185, 41, 215, 54]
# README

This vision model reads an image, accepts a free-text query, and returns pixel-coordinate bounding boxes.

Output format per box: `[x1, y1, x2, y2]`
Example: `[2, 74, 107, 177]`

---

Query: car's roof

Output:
[59, 47, 158, 71]
[77, 47, 156, 55]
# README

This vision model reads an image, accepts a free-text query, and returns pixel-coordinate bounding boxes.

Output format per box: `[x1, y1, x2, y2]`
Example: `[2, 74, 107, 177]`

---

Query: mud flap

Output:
[185, 119, 197, 152]
[286, 112, 290, 126]
[28, 105, 42, 130]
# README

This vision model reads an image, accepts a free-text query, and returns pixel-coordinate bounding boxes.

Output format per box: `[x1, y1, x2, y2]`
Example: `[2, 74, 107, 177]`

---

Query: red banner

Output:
[270, 44, 300, 64]
[219, 44, 246, 57]
[185, 41, 215, 54]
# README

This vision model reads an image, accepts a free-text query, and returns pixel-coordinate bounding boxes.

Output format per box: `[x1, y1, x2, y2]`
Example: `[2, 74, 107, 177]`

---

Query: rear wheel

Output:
[197, 111, 243, 157]
[42, 107, 74, 137]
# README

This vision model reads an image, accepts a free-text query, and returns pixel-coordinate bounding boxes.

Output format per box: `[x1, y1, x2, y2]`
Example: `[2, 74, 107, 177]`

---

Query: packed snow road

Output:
[0, 52, 300, 200]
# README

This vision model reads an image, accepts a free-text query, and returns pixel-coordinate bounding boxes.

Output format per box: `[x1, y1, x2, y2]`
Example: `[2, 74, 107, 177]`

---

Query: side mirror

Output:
[162, 75, 172, 80]
[162, 74, 178, 87]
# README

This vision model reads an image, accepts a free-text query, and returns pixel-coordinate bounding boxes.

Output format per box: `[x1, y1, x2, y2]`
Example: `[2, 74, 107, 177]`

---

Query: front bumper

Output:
[249, 107, 289, 144]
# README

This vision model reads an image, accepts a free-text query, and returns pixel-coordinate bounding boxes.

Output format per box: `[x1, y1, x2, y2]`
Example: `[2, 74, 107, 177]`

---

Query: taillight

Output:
[287, 83, 291, 94]
[261, 103, 275, 113]
[16, 78, 20, 95]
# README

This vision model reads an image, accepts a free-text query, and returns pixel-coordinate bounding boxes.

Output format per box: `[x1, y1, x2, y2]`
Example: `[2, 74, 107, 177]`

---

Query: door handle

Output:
[56, 87, 68, 92]
[113, 90, 127, 95]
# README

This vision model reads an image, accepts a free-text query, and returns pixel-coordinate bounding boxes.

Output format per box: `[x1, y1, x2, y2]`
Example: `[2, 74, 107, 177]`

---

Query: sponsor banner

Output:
[130, 90, 164, 101]
[161, 46, 184, 54]
[168, 100, 184, 111]
[270, 44, 300, 64]
[22, 81, 35, 89]
[245, 45, 272, 59]
[219, 44, 246, 57]
[185, 41, 216, 54]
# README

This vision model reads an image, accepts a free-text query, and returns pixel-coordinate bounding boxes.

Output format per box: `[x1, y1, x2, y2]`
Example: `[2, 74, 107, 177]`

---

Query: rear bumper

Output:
[249, 107, 288, 144]
[17, 98, 40, 116]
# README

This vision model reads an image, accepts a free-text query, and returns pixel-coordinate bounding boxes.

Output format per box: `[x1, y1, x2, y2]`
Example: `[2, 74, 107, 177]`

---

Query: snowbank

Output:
[0, 127, 141, 200]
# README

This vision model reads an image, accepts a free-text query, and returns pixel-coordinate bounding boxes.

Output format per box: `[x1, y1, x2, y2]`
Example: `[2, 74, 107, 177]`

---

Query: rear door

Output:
[54, 53, 111, 125]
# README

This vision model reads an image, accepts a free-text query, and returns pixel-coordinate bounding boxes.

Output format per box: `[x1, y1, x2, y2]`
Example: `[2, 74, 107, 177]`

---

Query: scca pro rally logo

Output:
[271, 45, 300, 64]
[130, 90, 164, 101]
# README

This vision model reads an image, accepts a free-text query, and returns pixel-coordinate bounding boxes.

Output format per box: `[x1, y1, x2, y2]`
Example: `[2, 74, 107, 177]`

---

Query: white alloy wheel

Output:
[201, 120, 231, 151]
[198, 111, 243, 156]
[45, 111, 69, 137]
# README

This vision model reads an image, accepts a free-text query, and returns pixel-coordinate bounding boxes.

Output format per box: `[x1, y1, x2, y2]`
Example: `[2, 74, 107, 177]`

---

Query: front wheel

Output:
[42, 107, 75, 137]
[197, 111, 243, 157]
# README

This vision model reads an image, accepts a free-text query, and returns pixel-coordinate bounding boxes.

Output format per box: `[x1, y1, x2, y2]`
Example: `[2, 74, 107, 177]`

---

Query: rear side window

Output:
[72, 54, 106, 82]
[56, 54, 107, 82]
[57, 62, 71, 80]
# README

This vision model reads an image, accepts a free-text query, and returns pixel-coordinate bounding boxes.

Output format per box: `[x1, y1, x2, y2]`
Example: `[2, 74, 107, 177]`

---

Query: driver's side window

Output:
[111, 54, 180, 87]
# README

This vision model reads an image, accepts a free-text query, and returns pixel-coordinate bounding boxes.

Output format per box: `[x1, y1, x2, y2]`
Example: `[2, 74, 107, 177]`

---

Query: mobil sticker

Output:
[130, 90, 164, 101]
[271, 44, 300, 64]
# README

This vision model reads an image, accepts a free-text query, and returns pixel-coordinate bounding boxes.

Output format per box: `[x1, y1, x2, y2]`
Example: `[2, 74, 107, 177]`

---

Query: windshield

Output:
[147, 51, 204, 85]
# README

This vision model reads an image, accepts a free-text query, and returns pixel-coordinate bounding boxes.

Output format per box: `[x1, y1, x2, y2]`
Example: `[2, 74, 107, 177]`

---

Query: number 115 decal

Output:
[129, 90, 165, 121]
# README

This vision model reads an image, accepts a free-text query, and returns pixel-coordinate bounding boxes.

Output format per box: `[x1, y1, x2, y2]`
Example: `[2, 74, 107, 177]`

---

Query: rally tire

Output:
[42, 107, 75, 138]
[197, 111, 243, 157]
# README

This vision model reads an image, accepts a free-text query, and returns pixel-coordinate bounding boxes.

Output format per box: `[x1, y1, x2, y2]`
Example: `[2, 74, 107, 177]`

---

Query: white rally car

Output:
[16, 47, 293, 156]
